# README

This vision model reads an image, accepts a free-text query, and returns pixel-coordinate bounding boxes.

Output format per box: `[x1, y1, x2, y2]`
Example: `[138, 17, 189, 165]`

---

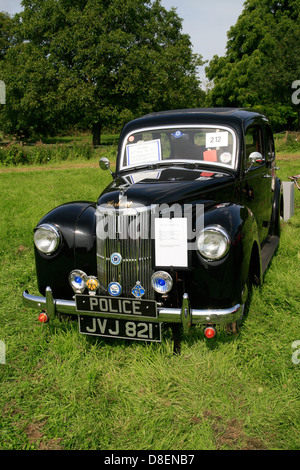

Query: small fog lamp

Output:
[69, 270, 87, 293]
[151, 271, 173, 294]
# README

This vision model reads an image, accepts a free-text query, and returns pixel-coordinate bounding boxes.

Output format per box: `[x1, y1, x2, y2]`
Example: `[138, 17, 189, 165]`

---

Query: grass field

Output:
[0, 152, 299, 450]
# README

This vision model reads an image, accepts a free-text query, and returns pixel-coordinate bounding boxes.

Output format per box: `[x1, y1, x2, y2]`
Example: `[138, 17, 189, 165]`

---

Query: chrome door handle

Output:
[263, 174, 272, 178]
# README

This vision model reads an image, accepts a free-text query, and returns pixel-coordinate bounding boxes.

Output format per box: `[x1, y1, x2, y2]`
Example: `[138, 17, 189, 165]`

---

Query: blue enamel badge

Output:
[108, 282, 122, 297]
[111, 252, 122, 266]
[131, 281, 145, 298]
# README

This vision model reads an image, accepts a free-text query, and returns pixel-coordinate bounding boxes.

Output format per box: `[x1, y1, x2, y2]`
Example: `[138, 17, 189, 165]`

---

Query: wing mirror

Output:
[99, 157, 110, 170]
[246, 152, 264, 173]
[99, 157, 115, 177]
[249, 152, 263, 164]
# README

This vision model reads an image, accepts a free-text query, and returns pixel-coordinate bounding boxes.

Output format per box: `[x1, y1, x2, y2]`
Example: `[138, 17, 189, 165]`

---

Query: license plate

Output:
[75, 294, 157, 318]
[79, 316, 161, 342]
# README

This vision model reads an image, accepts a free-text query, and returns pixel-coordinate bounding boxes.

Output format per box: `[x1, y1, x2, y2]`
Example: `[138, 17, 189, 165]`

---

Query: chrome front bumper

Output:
[22, 287, 243, 332]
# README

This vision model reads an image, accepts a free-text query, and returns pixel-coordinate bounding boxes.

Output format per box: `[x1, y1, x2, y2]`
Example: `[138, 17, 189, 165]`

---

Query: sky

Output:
[0, 0, 246, 83]
[161, 0, 246, 83]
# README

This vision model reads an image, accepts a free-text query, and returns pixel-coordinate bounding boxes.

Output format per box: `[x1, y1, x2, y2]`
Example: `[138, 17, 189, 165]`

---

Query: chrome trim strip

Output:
[22, 289, 242, 325]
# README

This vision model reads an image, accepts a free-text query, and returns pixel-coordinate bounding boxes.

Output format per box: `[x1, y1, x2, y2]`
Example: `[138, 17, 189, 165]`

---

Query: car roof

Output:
[143, 107, 259, 118]
[120, 108, 266, 136]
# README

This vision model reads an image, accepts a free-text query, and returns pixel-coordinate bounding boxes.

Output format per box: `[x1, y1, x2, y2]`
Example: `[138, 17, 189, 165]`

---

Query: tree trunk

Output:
[92, 121, 102, 146]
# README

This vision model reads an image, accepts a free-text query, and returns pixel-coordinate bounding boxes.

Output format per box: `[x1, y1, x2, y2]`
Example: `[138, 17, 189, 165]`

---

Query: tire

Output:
[270, 178, 282, 237]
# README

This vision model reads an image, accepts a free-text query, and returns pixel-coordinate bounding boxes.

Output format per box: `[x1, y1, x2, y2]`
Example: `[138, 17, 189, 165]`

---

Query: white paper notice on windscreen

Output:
[155, 218, 188, 268]
[126, 139, 162, 166]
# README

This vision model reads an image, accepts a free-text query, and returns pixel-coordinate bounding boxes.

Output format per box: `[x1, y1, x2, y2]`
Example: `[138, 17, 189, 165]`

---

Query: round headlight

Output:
[197, 226, 230, 260]
[69, 270, 87, 293]
[34, 224, 61, 255]
[151, 271, 173, 294]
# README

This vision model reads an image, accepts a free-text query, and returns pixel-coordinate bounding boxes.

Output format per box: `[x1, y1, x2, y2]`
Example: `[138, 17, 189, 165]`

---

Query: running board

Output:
[261, 235, 280, 275]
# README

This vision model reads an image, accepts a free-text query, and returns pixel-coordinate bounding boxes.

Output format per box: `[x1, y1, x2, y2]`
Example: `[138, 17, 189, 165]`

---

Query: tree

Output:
[0, 12, 16, 60]
[0, 0, 204, 142]
[205, 0, 300, 131]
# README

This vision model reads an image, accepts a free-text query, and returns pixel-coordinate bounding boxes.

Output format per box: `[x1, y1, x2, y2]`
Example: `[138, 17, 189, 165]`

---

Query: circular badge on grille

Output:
[108, 282, 122, 297]
[110, 252, 122, 266]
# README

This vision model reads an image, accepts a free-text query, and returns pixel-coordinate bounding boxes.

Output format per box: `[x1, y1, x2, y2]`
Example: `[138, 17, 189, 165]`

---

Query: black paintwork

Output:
[33, 108, 281, 309]
[99, 168, 234, 206]
[35, 202, 97, 298]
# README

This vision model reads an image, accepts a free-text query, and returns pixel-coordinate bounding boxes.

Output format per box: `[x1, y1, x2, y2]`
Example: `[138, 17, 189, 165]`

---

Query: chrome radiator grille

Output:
[96, 206, 154, 299]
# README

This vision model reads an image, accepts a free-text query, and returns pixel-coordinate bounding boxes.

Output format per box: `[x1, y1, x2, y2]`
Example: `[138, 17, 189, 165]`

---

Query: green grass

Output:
[0, 156, 299, 450]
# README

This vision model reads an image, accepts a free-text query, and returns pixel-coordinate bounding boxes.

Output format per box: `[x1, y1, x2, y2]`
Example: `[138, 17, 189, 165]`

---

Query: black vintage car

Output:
[23, 108, 281, 350]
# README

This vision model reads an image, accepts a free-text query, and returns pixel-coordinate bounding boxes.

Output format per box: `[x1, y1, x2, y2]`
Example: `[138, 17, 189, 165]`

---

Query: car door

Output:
[241, 122, 273, 245]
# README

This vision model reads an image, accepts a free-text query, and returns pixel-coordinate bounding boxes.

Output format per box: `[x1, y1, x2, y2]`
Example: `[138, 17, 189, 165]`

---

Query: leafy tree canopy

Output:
[206, 0, 300, 131]
[0, 12, 16, 60]
[0, 0, 204, 141]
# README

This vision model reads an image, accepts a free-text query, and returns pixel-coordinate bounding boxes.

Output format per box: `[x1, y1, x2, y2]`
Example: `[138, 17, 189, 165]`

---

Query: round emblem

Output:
[110, 252, 122, 266]
[108, 282, 122, 297]
[220, 152, 232, 163]
[172, 130, 183, 139]
[86, 276, 99, 292]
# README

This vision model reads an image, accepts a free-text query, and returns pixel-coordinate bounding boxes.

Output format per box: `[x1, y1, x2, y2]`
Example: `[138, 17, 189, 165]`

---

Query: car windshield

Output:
[119, 125, 237, 171]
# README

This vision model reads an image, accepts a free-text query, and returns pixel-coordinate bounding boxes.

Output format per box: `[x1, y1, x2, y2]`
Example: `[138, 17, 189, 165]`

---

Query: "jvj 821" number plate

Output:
[79, 316, 161, 342]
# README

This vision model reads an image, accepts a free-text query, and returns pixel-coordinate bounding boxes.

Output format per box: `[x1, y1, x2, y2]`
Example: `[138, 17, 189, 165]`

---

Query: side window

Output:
[245, 125, 263, 168]
[265, 124, 275, 162]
